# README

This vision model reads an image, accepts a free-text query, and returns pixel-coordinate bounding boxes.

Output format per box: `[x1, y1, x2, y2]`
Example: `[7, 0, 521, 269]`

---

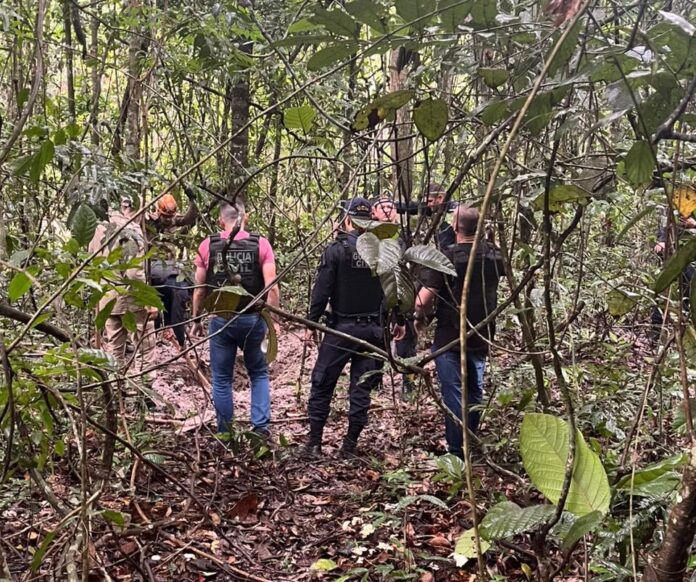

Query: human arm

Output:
[261, 261, 281, 336]
[414, 286, 437, 335]
[191, 264, 207, 337]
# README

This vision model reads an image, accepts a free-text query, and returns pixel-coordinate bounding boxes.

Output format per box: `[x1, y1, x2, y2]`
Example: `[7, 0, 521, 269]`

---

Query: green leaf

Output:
[479, 67, 509, 88]
[524, 92, 553, 135]
[413, 98, 448, 141]
[356, 232, 380, 271]
[101, 509, 127, 527]
[380, 266, 415, 313]
[654, 237, 696, 293]
[311, 6, 358, 37]
[403, 244, 456, 276]
[31, 529, 59, 572]
[125, 279, 164, 310]
[439, 0, 472, 33]
[78, 348, 119, 371]
[625, 141, 654, 187]
[480, 502, 556, 541]
[616, 454, 688, 491]
[469, 0, 497, 29]
[287, 19, 319, 34]
[352, 89, 416, 131]
[70, 203, 98, 247]
[8, 272, 32, 302]
[533, 185, 590, 212]
[352, 218, 400, 240]
[453, 528, 490, 567]
[29, 139, 54, 183]
[95, 298, 117, 330]
[345, 0, 388, 33]
[481, 100, 510, 126]
[692, 280, 696, 327]
[122, 311, 137, 333]
[395, 0, 432, 32]
[397, 494, 449, 510]
[606, 288, 640, 317]
[520, 413, 611, 516]
[307, 43, 357, 71]
[311, 558, 338, 571]
[283, 104, 316, 133]
[659, 11, 695, 38]
[561, 511, 602, 550]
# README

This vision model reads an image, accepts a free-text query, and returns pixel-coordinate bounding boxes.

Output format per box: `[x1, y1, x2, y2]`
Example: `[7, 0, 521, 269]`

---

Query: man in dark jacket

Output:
[415, 206, 503, 459]
[303, 197, 404, 457]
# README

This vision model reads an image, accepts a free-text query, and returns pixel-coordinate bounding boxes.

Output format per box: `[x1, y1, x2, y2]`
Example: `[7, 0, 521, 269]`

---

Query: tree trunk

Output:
[226, 41, 253, 203]
[644, 462, 696, 581]
[389, 47, 418, 201]
[61, 0, 75, 121]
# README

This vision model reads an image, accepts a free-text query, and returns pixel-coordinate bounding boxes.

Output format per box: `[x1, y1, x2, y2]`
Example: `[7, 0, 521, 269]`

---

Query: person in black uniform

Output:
[303, 197, 404, 457]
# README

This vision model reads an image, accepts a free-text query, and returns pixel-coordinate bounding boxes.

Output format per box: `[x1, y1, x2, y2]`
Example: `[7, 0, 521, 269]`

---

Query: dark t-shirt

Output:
[421, 241, 504, 353]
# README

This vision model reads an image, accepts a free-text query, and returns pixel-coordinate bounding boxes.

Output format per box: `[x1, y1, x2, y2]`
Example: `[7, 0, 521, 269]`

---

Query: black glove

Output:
[183, 185, 195, 201]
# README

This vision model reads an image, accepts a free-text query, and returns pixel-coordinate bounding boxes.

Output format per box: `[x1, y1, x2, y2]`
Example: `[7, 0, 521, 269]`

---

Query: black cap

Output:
[343, 196, 372, 218]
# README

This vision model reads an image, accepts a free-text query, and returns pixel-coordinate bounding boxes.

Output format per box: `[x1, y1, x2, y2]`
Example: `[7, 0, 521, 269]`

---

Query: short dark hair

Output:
[455, 206, 479, 236]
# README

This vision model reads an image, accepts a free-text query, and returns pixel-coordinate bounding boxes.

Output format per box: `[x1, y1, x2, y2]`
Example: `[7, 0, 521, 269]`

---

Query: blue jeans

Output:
[208, 314, 270, 433]
[434, 349, 487, 457]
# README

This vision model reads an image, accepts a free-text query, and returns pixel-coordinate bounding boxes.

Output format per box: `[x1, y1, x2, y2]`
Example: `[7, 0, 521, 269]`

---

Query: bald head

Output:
[454, 206, 479, 237]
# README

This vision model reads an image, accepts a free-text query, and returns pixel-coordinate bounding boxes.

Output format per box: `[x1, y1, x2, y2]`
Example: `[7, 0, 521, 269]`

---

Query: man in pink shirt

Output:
[192, 200, 280, 437]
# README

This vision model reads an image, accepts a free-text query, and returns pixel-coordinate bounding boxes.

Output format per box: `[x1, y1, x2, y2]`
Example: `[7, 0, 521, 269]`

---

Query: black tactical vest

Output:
[206, 233, 265, 310]
[332, 234, 383, 316]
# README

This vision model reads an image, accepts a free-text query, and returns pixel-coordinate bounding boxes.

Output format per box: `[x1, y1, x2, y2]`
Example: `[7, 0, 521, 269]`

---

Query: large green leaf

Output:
[453, 528, 490, 567]
[345, 0, 387, 33]
[395, 0, 432, 32]
[307, 43, 357, 71]
[561, 511, 603, 550]
[520, 413, 611, 516]
[70, 203, 98, 247]
[310, 6, 358, 37]
[478, 67, 509, 88]
[352, 89, 415, 131]
[439, 0, 472, 33]
[403, 245, 456, 275]
[351, 217, 400, 239]
[29, 138, 54, 183]
[533, 185, 590, 211]
[356, 232, 381, 271]
[380, 267, 415, 313]
[606, 288, 640, 317]
[616, 454, 688, 491]
[654, 237, 696, 293]
[480, 502, 556, 541]
[625, 141, 654, 187]
[376, 238, 402, 275]
[413, 98, 448, 141]
[283, 104, 316, 133]
[8, 271, 32, 302]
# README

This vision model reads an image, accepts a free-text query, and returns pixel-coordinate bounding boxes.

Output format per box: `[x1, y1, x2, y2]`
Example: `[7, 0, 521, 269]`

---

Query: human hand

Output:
[191, 321, 205, 338]
[304, 328, 316, 345]
[682, 216, 696, 229]
[273, 322, 281, 338]
[654, 241, 666, 256]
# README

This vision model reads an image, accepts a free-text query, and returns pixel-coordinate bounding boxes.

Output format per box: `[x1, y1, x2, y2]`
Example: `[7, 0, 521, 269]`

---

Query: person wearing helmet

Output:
[147, 187, 199, 347]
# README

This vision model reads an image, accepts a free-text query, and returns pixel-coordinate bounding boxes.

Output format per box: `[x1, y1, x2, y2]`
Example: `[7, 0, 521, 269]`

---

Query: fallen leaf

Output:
[119, 540, 138, 555]
[420, 574, 434, 582]
[229, 493, 259, 520]
[429, 535, 450, 548]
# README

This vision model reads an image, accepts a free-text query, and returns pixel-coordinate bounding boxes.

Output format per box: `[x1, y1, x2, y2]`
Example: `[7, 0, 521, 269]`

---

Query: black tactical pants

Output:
[156, 276, 192, 347]
[308, 319, 384, 439]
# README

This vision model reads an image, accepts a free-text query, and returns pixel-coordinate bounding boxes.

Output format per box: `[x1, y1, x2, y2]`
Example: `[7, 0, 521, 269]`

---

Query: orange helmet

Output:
[157, 194, 177, 216]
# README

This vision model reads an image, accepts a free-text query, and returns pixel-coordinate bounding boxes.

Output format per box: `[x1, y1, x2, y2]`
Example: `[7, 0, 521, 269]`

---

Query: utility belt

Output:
[212, 304, 263, 321]
[329, 311, 381, 325]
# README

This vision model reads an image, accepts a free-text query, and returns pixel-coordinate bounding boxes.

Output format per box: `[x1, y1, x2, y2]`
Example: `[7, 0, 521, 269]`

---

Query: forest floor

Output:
[1, 324, 610, 581]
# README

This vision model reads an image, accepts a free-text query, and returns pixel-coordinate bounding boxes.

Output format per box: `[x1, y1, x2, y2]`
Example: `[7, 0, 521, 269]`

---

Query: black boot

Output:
[339, 424, 363, 459]
[301, 422, 324, 457]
